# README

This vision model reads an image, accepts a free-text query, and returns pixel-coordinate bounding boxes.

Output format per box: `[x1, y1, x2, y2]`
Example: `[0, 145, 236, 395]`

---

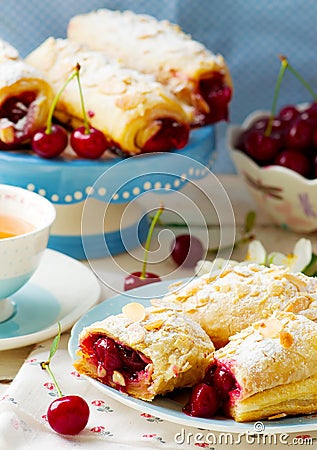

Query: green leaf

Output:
[48, 322, 61, 361]
[303, 253, 317, 277]
[244, 211, 256, 234]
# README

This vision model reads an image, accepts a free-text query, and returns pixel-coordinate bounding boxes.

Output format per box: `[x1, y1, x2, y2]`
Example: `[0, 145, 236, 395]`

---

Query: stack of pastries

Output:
[0, 9, 232, 156]
[73, 263, 317, 423]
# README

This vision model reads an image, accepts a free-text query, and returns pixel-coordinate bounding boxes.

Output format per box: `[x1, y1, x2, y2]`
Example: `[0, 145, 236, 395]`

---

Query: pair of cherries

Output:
[32, 63, 109, 159]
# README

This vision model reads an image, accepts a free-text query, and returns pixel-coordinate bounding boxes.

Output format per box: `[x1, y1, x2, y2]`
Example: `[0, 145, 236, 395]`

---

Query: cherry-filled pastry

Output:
[152, 263, 317, 348]
[73, 302, 214, 401]
[201, 311, 317, 422]
[26, 38, 190, 155]
[0, 39, 53, 148]
[67, 9, 233, 126]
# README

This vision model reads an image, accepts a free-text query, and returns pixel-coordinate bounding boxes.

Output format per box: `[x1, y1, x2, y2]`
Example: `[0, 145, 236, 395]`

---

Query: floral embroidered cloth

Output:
[1, 334, 317, 449]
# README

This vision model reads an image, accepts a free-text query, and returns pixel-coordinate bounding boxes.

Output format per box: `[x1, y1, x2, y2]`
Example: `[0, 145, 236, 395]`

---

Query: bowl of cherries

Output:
[228, 56, 317, 233]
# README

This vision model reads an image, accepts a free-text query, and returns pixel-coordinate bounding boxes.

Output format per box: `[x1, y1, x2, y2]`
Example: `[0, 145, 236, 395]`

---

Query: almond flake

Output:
[220, 284, 232, 293]
[144, 319, 164, 331]
[235, 284, 249, 298]
[97, 365, 107, 378]
[284, 273, 306, 290]
[115, 93, 143, 110]
[270, 283, 284, 296]
[0, 124, 15, 144]
[255, 317, 283, 339]
[112, 370, 126, 386]
[99, 77, 128, 95]
[279, 331, 293, 348]
[122, 302, 146, 322]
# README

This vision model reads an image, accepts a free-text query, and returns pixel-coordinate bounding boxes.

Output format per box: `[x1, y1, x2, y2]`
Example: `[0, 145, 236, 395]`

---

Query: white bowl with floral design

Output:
[228, 110, 317, 233]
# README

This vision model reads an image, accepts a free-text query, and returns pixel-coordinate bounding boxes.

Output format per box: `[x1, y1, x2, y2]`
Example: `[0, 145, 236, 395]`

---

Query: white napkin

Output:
[1, 333, 317, 450]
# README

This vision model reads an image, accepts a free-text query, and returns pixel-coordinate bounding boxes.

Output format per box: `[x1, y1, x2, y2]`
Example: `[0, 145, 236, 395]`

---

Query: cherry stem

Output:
[40, 322, 63, 398]
[140, 205, 164, 279]
[74, 63, 90, 134]
[45, 68, 78, 135]
[264, 56, 288, 137]
[281, 56, 317, 102]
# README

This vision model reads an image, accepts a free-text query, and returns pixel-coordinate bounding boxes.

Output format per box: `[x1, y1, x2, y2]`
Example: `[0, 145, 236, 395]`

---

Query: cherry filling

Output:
[196, 74, 232, 126]
[0, 91, 37, 146]
[183, 364, 239, 418]
[0, 91, 36, 124]
[141, 119, 190, 153]
[83, 335, 152, 394]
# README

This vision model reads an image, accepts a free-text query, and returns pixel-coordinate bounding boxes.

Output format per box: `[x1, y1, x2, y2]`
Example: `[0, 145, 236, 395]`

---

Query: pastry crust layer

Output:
[215, 311, 317, 421]
[152, 264, 317, 348]
[26, 37, 189, 155]
[74, 304, 214, 401]
[68, 9, 232, 125]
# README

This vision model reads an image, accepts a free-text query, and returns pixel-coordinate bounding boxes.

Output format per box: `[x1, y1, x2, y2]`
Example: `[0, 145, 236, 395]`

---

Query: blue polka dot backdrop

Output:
[1, 0, 317, 172]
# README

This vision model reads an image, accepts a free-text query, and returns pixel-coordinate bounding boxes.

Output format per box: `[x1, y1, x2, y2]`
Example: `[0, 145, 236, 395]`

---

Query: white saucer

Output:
[0, 249, 101, 350]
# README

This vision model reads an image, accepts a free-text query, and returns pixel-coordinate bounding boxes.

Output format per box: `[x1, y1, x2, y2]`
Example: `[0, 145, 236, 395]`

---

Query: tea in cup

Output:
[0, 184, 56, 322]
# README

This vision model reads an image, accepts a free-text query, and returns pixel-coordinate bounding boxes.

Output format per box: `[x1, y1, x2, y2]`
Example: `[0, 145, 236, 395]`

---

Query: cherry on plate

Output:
[183, 383, 220, 418]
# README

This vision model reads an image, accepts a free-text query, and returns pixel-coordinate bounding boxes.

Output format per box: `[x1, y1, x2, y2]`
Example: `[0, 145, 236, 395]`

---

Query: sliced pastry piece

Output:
[0, 39, 53, 147]
[68, 9, 233, 126]
[73, 302, 214, 401]
[152, 263, 317, 348]
[26, 38, 190, 155]
[210, 311, 317, 422]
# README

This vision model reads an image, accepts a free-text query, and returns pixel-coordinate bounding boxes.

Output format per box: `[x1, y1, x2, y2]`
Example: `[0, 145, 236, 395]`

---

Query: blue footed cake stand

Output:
[0, 126, 216, 259]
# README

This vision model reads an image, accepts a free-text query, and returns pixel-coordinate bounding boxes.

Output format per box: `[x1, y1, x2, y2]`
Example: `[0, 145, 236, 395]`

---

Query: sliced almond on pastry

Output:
[122, 302, 146, 322]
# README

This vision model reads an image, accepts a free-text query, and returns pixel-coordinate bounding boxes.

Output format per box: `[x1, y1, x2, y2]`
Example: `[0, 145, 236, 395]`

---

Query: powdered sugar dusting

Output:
[215, 312, 317, 399]
[154, 263, 317, 348]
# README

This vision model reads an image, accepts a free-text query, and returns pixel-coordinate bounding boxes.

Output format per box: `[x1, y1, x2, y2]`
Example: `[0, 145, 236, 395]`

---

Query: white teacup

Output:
[0, 184, 56, 322]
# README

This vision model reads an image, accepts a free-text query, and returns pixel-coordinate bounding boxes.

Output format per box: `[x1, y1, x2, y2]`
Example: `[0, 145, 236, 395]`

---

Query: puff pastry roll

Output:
[68, 9, 233, 126]
[73, 303, 214, 401]
[0, 39, 53, 147]
[212, 311, 317, 421]
[152, 263, 317, 348]
[26, 38, 190, 155]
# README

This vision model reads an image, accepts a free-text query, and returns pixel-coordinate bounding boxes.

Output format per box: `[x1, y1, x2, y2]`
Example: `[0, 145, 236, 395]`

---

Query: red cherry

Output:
[47, 395, 89, 435]
[141, 119, 189, 153]
[202, 365, 216, 385]
[213, 366, 236, 396]
[70, 126, 108, 159]
[198, 74, 232, 124]
[274, 149, 311, 178]
[314, 154, 317, 178]
[124, 271, 161, 291]
[244, 129, 281, 163]
[284, 118, 314, 151]
[32, 124, 68, 158]
[303, 102, 317, 121]
[277, 104, 300, 122]
[183, 383, 220, 418]
[171, 234, 204, 268]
